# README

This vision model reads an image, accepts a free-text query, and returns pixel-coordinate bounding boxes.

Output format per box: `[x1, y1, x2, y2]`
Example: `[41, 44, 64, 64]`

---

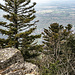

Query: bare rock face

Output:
[0, 48, 39, 75]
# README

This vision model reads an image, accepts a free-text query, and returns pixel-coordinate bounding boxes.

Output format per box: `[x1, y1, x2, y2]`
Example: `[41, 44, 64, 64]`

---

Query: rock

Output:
[0, 48, 39, 75]
[0, 48, 24, 70]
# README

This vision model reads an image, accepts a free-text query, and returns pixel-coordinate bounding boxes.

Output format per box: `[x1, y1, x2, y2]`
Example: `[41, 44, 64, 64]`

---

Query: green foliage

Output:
[50, 23, 59, 33]
[40, 62, 59, 75]
[41, 23, 75, 75]
[0, 0, 41, 59]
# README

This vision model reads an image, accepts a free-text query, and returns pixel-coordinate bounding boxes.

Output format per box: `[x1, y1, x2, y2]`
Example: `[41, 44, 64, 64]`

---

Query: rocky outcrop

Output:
[0, 48, 39, 75]
[0, 48, 24, 70]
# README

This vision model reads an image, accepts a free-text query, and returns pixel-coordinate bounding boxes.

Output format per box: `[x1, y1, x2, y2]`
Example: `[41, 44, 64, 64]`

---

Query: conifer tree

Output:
[42, 23, 75, 74]
[42, 23, 63, 61]
[0, 0, 41, 48]
[0, 0, 42, 59]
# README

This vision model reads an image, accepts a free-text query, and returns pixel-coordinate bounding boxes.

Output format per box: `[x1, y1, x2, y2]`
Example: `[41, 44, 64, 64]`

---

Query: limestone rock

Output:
[0, 48, 39, 75]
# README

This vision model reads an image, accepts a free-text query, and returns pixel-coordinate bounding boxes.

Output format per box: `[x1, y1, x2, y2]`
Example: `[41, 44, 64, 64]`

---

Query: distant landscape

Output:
[0, 0, 75, 39]
[34, 1, 75, 34]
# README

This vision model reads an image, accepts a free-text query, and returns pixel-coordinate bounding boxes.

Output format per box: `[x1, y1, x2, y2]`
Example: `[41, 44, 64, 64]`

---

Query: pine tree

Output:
[42, 23, 63, 61]
[0, 0, 42, 59]
[62, 24, 75, 74]
[42, 23, 75, 74]
[0, 0, 40, 48]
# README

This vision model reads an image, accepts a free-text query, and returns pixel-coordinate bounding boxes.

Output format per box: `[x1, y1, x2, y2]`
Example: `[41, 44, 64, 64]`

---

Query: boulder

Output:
[0, 48, 39, 75]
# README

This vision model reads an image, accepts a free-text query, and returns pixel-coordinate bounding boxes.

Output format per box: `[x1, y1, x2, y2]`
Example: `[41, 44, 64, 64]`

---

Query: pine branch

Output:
[0, 4, 12, 14]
